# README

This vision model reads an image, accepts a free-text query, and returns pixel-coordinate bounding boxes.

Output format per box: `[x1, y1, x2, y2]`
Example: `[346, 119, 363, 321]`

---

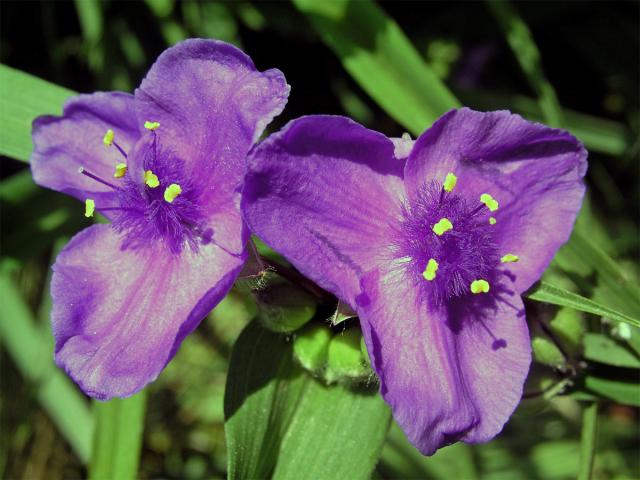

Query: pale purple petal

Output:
[51, 224, 246, 399]
[404, 108, 587, 292]
[242, 115, 405, 306]
[31, 92, 139, 209]
[357, 268, 531, 455]
[135, 39, 289, 254]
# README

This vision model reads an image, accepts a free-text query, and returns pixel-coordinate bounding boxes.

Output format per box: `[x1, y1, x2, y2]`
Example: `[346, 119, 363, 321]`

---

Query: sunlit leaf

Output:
[293, 0, 460, 134]
[0, 64, 75, 162]
[89, 392, 147, 480]
[526, 281, 640, 328]
[225, 321, 391, 480]
[0, 273, 93, 463]
[583, 333, 640, 368]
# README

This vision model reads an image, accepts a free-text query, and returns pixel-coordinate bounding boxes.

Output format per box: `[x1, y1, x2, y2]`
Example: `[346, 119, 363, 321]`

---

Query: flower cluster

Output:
[32, 39, 586, 454]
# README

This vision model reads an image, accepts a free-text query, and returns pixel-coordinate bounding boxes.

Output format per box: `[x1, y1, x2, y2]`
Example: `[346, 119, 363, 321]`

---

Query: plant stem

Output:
[578, 402, 599, 480]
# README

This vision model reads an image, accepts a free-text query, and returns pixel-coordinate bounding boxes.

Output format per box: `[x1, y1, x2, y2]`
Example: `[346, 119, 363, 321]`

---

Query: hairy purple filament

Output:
[398, 181, 500, 305]
[82, 131, 207, 254]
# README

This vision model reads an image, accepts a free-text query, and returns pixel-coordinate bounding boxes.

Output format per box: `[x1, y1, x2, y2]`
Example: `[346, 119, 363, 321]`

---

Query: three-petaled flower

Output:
[242, 109, 587, 455]
[31, 39, 289, 399]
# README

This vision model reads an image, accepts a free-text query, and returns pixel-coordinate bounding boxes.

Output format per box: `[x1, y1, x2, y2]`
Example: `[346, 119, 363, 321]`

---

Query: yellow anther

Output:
[443, 172, 458, 192]
[84, 199, 95, 218]
[113, 163, 127, 178]
[144, 121, 160, 131]
[480, 193, 499, 212]
[489, 216, 497, 225]
[501, 254, 520, 263]
[422, 258, 439, 281]
[164, 183, 182, 203]
[144, 170, 160, 188]
[470, 279, 490, 294]
[103, 129, 114, 147]
[432, 218, 453, 236]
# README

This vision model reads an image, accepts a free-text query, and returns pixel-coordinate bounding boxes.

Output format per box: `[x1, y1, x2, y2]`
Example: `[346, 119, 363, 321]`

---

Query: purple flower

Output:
[242, 109, 587, 455]
[31, 39, 289, 399]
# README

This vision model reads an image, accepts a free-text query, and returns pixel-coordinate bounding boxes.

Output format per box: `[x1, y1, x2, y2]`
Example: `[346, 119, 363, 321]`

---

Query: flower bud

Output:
[532, 334, 565, 368]
[325, 328, 370, 384]
[257, 282, 317, 333]
[548, 307, 584, 356]
[293, 323, 332, 372]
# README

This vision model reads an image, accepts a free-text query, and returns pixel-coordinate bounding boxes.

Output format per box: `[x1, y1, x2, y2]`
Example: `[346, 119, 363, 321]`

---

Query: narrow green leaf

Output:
[0, 65, 75, 162]
[74, 0, 103, 44]
[583, 333, 640, 368]
[487, 0, 563, 126]
[583, 377, 640, 407]
[292, 0, 460, 134]
[225, 321, 391, 480]
[0, 170, 37, 205]
[0, 273, 93, 462]
[89, 391, 148, 480]
[578, 403, 598, 480]
[564, 229, 640, 320]
[526, 281, 640, 328]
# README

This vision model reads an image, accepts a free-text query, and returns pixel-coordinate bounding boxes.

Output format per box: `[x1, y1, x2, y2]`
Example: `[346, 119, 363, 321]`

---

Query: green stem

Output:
[578, 402, 599, 480]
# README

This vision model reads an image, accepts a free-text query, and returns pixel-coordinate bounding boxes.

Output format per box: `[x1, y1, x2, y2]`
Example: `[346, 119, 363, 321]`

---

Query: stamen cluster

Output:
[398, 180, 500, 304]
[83, 126, 207, 254]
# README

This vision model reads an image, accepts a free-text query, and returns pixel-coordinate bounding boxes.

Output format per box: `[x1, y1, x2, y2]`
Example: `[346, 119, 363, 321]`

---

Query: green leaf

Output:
[526, 281, 640, 328]
[225, 321, 391, 480]
[272, 376, 390, 480]
[583, 377, 640, 407]
[225, 321, 308, 480]
[89, 392, 148, 480]
[578, 403, 598, 480]
[583, 333, 640, 368]
[0, 64, 75, 162]
[486, 0, 563, 127]
[292, 0, 460, 135]
[0, 273, 93, 463]
[577, 236, 640, 321]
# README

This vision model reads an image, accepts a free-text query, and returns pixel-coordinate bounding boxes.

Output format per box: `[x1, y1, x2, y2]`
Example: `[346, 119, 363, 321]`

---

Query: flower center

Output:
[398, 172, 519, 304]
[80, 123, 209, 254]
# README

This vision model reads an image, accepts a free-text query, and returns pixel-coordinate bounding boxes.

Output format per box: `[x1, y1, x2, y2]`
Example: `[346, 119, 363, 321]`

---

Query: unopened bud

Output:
[293, 323, 332, 372]
[549, 307, 584, 356]
[532, 334, 565, 368]
[257, 282, 316, 333]
[325, 329, 370, 384]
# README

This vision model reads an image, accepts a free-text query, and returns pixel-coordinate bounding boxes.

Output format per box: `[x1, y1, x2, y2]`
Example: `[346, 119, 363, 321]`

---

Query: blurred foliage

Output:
[0, 1, 638, 479]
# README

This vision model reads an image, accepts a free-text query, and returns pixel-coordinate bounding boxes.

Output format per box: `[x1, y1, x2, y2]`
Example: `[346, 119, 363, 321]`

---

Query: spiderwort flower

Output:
[31, 39, 289, 399]
[242, 109, 587, 454]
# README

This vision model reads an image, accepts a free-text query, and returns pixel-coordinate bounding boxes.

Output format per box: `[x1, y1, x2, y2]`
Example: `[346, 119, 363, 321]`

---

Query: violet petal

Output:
[242, 115, 405, 305]
[357, 268, 531, 455]
[31, 92, 139, 213]
[51, 224, 246, 399]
